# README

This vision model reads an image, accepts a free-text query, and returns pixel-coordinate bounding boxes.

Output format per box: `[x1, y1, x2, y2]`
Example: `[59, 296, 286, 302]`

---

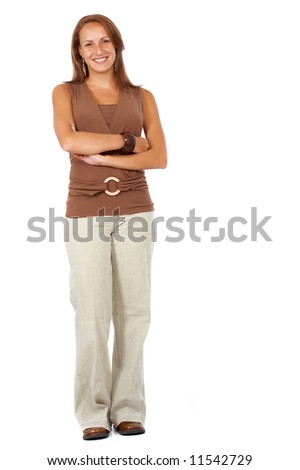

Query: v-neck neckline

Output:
[82, 81, 122, 132]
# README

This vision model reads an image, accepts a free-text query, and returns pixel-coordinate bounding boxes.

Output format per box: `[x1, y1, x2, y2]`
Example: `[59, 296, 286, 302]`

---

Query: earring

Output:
[82, 58, 87, 76]
[114, 60, 118, 72]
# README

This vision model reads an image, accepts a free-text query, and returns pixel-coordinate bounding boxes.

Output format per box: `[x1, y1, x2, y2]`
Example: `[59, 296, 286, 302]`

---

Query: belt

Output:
[69, 174, 148, 197]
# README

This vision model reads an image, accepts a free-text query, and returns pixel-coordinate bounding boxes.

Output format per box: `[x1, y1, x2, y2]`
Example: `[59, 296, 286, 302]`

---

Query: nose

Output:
[94, 42, 104, 54]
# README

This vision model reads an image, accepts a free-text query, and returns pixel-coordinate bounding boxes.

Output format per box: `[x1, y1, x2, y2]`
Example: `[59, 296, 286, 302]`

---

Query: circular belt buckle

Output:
[104, 176, 120, 196]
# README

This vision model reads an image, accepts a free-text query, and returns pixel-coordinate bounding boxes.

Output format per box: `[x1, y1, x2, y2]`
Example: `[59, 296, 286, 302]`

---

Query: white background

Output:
[0, 0, 299, 469]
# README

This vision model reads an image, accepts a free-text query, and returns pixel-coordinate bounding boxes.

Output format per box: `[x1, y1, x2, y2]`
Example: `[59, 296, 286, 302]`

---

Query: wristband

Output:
[121, 132, 136, 154]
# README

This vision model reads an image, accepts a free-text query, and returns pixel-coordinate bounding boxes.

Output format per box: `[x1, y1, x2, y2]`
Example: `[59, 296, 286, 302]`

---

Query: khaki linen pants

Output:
[65, 211, 154, 431]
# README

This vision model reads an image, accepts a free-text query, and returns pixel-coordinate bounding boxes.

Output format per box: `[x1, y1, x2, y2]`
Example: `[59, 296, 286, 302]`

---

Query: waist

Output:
[69, 173, 148, 197]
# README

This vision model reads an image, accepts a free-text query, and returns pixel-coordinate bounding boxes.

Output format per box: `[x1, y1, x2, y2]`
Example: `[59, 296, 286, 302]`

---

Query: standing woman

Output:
[52, 14, 167, 440]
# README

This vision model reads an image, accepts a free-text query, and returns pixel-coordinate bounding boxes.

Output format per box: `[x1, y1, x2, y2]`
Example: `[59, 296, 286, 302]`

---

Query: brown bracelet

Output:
[121, 132, 136, 154]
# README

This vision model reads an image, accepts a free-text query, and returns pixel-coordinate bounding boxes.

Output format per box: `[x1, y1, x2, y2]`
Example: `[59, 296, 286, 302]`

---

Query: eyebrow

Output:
[82, 36, 110, 43]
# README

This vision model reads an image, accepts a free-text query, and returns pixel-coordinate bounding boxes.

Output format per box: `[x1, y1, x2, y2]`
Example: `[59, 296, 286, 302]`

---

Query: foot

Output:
[83, 427, 109, 440]
[115, 421, 145, 436]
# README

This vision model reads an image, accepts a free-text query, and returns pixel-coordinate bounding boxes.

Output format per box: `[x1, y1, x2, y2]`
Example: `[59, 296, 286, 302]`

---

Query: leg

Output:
[65, 216, 113, 431]
[110, 211, 154, 427]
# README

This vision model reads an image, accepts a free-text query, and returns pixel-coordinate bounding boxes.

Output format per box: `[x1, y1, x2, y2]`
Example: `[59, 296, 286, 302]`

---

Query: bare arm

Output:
[99, 88, 167, 169]
[73, 88, 168, 170]
[52, 84, 124, 154]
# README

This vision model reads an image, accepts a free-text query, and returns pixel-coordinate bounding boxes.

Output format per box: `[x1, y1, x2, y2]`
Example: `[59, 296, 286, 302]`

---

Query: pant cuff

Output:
[80, 420, 111, 431]
[112, 414, 145, 428]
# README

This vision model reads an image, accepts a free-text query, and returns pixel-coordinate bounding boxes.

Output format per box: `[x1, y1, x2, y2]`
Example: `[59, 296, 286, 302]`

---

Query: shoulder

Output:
[52, 82, 85, 103]
[139, 87, 158, 111]
[52, 83, 70, 93]
[140, 87, 155, 101]
[52, 83, 71, 99]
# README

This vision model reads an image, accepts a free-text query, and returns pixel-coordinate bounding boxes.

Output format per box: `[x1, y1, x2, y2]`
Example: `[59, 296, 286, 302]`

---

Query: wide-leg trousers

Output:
[65, 211, 154, 431]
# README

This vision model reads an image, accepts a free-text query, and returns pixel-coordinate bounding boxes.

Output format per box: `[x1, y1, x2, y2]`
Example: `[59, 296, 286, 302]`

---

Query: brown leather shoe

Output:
[115, 421, 145, 436]
[83, 427, 109, 440]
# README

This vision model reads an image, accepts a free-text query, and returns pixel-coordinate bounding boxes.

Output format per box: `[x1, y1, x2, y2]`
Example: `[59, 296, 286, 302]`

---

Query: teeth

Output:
[94, 57, 107, 63]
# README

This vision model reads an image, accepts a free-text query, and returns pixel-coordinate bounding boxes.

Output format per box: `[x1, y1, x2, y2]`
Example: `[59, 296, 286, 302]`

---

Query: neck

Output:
[86, 70, 118, 90]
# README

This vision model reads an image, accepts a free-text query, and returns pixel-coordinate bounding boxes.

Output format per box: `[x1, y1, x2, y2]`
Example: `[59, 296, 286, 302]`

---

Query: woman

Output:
[52, 14, 167, 440]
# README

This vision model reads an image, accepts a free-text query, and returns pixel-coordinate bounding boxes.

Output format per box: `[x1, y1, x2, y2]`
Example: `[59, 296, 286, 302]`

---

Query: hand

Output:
[71, 153, 104, 165]
[133, 136, 150, 153]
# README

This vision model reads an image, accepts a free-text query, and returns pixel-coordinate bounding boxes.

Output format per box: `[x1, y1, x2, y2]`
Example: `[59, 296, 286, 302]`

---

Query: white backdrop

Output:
[1, 1, 299, 469]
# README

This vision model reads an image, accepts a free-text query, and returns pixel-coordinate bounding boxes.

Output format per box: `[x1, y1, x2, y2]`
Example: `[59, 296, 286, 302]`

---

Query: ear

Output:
[78, 45, 83, 58]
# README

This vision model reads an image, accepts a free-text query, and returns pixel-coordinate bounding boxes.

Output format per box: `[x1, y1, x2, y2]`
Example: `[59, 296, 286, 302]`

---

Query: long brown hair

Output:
[68, 14, 137, 89]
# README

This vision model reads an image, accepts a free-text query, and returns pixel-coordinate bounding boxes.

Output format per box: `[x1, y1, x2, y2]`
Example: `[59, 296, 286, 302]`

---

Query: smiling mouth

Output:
[93, 57, 108, 63]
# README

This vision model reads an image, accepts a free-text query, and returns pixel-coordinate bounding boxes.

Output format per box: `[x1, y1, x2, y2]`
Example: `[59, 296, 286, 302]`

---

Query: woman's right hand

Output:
[133, 136, 150, 153]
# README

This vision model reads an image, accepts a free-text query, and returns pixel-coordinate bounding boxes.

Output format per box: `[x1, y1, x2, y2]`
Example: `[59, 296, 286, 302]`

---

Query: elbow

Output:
[60, 136, 74, 153]
[160, 158, 168, 169]
[158, 152, 168, 169]
[54, 124, 77, 153]
[150, 146, 167, 169]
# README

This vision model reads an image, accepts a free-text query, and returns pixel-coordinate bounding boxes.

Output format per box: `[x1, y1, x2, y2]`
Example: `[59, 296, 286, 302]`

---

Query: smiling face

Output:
[78, 22, 116, 75]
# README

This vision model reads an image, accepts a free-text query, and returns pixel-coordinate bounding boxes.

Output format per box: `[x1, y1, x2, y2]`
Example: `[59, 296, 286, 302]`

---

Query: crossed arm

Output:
[52, 84, 167, 170]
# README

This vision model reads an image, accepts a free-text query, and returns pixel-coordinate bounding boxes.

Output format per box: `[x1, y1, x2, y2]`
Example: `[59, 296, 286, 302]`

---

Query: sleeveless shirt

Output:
[65, 82, 154, 217]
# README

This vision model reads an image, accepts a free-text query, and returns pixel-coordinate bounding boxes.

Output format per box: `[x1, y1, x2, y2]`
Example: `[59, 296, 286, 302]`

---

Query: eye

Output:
[85, 42, 93, 48]
[103, 38, 110, 44]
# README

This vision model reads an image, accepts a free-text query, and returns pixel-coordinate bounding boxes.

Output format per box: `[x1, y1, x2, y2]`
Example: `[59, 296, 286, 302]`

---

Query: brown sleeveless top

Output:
[65, 82, 154, 217]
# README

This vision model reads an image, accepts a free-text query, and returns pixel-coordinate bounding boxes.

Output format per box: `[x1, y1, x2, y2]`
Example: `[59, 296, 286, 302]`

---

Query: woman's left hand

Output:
[71, 153, 104, 165]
